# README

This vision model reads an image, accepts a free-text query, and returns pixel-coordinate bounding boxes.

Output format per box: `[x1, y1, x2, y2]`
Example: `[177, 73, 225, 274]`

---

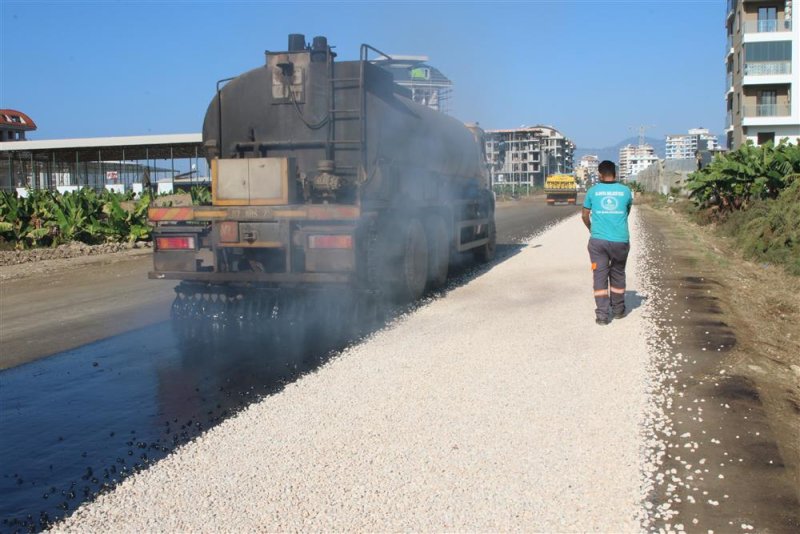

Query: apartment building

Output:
[376, 55, 453, 114]
[725, 0, 799, 148]
[665, 128, 721, 159]
[0, 109, 36, 142]
[485, 125, 575, 188]
[575, 155, 599, 185]
[619, 144, 659, 180]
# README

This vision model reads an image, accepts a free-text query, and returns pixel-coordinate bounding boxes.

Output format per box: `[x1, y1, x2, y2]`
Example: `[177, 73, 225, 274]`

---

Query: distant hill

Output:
[575, 136, 666, 163]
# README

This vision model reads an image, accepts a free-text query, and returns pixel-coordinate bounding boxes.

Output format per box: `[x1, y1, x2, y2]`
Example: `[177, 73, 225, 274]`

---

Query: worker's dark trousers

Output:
[588, 238, 630, 321]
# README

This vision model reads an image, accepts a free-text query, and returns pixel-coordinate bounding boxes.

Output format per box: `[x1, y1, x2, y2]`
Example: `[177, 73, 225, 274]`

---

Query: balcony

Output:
[727, 0, 736, 19]
[743, 103, 791, 118]
[725, 111, 733, 130]
[726, 72, 733, 91]
[744, 61, 792, 76]
[743, 19, 792, 34]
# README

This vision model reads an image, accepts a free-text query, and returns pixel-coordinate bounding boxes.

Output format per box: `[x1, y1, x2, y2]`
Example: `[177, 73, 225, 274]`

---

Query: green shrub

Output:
[0, 188, 153, 249]
[686, 139, 800, 214]
[720, 180, 800, 275]
[190, 186, 212, 206]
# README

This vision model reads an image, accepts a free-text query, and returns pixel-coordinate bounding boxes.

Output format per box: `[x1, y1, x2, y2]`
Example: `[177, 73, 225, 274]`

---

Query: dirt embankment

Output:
[0, 241, 151, 267]
[0, 242, 152, 282]
[641, 203, 800, 532]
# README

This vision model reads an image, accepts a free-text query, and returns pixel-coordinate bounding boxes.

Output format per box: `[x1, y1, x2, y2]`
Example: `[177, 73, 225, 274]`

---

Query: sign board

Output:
[106, 171, 119, 182]
[105, 184, 125, 194]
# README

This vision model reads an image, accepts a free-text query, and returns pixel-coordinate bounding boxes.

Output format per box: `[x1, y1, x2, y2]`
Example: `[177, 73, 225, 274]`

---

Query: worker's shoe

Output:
[613, 309, 627, 320]
[595, 317, 610, 326]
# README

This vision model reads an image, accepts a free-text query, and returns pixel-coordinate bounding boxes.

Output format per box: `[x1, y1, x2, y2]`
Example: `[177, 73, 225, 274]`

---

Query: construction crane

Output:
[629, 125, 655, 147]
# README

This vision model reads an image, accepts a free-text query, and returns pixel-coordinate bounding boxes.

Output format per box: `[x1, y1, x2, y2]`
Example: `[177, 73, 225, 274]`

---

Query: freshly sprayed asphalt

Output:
[2, 198, 581, 531]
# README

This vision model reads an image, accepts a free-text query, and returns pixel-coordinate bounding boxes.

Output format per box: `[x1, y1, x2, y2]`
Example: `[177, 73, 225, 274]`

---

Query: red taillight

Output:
[156, 236, 196, 250]
[219, 221, 238, 242]
[307, 234, 353, 249]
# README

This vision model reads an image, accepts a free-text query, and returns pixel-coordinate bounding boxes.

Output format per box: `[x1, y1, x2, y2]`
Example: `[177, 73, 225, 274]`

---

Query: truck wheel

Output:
[395, 218, 429, 301]
[473, 219, 497, 263]
[425, 215, 449, 289]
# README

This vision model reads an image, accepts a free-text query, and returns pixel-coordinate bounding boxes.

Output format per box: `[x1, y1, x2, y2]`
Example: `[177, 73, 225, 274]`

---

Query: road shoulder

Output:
[639, 203, 800, 532]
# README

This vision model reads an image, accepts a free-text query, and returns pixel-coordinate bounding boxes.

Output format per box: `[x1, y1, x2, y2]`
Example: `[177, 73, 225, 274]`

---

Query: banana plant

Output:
[190, 186, 212, 206]
[49, 191, 90, 244]
[0, 190, 33, 248]
[687, 140, 800, 213]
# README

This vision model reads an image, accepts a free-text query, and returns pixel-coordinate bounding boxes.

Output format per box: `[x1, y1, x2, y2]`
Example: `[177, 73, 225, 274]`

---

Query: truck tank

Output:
[201, 38, 486, 206]
[150, 35, 495, 337]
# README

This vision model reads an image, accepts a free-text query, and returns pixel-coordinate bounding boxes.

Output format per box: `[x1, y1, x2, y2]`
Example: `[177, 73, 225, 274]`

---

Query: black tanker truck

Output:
[149, 35, 495, 329]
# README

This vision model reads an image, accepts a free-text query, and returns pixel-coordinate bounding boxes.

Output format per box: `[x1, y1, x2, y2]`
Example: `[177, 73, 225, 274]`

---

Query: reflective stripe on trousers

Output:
[588, 238, 630, 320]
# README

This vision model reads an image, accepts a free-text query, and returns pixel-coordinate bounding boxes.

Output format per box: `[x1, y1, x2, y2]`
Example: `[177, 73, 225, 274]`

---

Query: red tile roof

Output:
[0, 109, 37, 131]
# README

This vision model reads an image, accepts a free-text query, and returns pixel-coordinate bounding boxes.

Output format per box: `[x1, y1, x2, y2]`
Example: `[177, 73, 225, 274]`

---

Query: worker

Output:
[581, 160, 633, 325]
[142, 167, 154, 198]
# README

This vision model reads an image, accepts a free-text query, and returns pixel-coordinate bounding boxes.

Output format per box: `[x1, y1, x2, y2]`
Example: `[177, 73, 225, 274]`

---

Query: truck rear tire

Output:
[473, 219, 497, 263]
[395, 218, 429, 302]
[425, 215, 449, 289]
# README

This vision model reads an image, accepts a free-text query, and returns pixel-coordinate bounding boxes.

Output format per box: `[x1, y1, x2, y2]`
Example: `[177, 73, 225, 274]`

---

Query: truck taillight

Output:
[219, 221, 238, 242]
[156, 236, 196, 250]
[307, 234, 353, 249]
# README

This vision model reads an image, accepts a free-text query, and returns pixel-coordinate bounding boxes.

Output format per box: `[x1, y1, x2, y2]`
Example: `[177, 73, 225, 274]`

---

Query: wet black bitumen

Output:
[0, 199, 580, 533]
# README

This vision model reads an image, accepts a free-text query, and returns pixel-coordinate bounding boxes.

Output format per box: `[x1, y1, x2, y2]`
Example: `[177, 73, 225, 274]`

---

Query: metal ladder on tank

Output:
[323, 44, 393, 184]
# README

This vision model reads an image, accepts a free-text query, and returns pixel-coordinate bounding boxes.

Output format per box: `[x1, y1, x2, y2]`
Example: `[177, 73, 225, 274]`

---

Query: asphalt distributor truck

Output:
[150, 35, 495, 335]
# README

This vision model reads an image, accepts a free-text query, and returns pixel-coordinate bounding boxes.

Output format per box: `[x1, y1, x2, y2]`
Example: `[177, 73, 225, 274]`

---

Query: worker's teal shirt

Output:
[583, 182, 633, 243]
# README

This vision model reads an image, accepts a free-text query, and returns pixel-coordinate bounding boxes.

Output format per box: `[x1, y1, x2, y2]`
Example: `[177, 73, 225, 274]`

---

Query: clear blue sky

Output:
[1, 0, 724, 149]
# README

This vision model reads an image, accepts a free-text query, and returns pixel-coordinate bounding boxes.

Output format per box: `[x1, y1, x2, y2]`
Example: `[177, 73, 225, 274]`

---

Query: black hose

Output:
[289, 86, 329, 130]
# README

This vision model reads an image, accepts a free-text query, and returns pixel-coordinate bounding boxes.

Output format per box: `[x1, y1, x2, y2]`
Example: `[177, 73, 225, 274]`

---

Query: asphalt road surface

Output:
[0, 196, 581, 531]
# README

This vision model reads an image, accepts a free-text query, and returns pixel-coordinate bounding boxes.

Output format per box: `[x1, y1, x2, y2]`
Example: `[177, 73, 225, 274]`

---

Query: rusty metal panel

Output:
[153, 251, 197, 272]
[238, 222, 283, 245]
[305, 249, 355, 273]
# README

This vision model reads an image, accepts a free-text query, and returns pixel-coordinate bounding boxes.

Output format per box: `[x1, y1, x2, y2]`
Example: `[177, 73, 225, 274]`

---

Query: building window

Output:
[757, 132, 775, 145]
[757, 6, 777, 32]
[744, 41, 792, 63]
[758, 90, 777, 116]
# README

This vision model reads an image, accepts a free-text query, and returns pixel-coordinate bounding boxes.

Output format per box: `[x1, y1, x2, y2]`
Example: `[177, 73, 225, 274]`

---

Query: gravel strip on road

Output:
[55, 209, 660, 532]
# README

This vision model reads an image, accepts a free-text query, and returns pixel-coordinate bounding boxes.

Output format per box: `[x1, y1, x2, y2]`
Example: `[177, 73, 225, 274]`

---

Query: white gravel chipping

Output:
[55, 210, 658, 532]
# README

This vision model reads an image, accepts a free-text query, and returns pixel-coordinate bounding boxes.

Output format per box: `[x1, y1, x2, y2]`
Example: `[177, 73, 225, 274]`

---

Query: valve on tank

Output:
[310, 160, 344, 201]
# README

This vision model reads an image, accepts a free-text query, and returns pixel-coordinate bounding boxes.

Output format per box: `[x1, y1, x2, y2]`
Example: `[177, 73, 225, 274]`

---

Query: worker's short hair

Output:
[598, 160, 616, 178]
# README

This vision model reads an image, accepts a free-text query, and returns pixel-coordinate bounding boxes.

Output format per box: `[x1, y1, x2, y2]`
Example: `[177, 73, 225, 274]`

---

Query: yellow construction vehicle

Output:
[544, 174, 578, 205]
